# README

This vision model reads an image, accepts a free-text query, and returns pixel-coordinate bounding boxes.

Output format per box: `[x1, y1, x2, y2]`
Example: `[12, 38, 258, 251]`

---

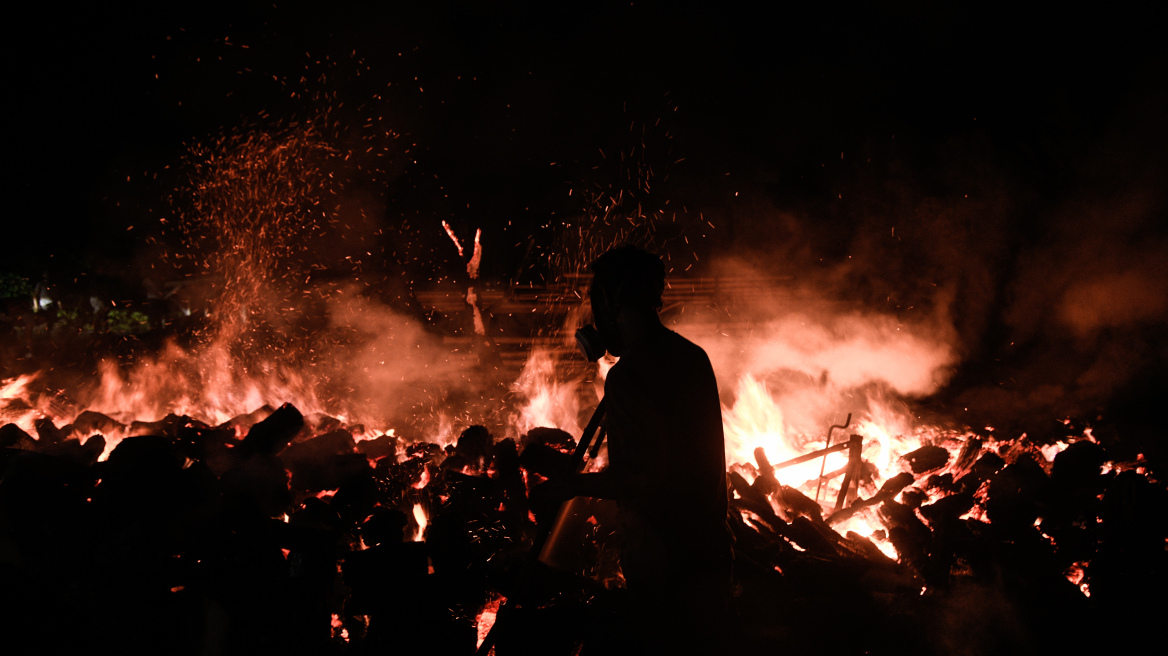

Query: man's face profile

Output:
[589, 282, 625, 357]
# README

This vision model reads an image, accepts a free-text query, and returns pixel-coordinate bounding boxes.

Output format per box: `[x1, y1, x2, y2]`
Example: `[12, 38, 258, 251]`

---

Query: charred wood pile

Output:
[726, 433, 1166, 654]
[2, 399, 1164, 656]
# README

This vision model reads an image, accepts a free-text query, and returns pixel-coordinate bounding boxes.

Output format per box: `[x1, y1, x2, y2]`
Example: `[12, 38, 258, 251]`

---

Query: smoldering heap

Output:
[2, 396, 1164, 656]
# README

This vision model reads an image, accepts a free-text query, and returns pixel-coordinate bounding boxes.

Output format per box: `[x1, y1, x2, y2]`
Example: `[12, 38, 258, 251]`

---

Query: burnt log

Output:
[775, 484, 822, 520]
[924, 472, 956, 495]
[731, 505, 792, 550]
[356, 433, 398, 461]
[172, 423, 238, 475]
[0, 446, 94, 553]
[92, 435, 197, 528]
[1051, 440, 1107, 492]
[43, 434, 105, 466]
[951, 435, 983, 476]
[128, 413, 211, 440]
[0, 423, 37, 450]
[220, 454, 293, 520]
[730, 499, 789, 544]
[237, 402, 304, 458]
[325, 460, 380, 525]
[454, 425, 493, 464]
[344, 537, 430, 614]
[729, 471, 772, 512]
[1041, 441, 1111, 562]
[289, 452, 371, 494]
[918, 491, 975, 527]
[918, 491, 978, 587]
[281, 429, 367, 502]
[408, 440, 445, 461]
[282, 496, 344, 534]
[730, 471, 849, 556]
[1091, 470, 1168, 631]
[785, 515, 844, 557]
[955, 450, 1006, 494]
[844, 531, 898, 566]
[902, 444, 949, 474]
[298, 412, 345, 441]
[752, 447, 781, 496]
[728, 471, 790, 539]
[827, 472, 915, 525]
[127, 417, 163, 435]
[276, 506, 344, 653]
[492, 438, 529, 521]
[879, 500, 932, 573]
[520, 426, 576, 452]
[68, 410, 125, 436]
[34, 417, 65, 445]
[984, 455, 1050, 533]
[281, 429, 357, 482]
[519, 442, 574, 480]
[216, 404, 275, 433]
[899, 487, 928, 509]
[728, 502, 778, 551]
[99, 434, 187, 475]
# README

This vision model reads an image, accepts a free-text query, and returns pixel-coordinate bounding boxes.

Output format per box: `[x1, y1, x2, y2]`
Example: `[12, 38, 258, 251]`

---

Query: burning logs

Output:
[1, 399, 1164, 656]
[724, 427, 1168, 654]
[238, 402, 305, 457]
[1, 402, 482, 654]
[826, 471, 915, 524]
[902, 444, 950, 474]
[0, 422, 36, 449]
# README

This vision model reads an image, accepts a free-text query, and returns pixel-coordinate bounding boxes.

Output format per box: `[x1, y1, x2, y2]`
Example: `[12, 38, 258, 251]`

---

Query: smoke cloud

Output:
[670, 255, 960, 438]
[669, 69, 1167, 440]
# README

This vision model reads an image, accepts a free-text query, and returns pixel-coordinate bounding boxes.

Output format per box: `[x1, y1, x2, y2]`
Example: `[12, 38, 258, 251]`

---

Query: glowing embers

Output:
[1065, 561, 1091, 597]
[412, 502, 428, 542]
[720, 371, 997, 559]
[475, 594, 506, 650]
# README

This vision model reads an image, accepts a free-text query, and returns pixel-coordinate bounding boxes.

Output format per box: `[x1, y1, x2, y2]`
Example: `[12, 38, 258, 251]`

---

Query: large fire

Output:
[4, 230, 1152, 655]
[3, 90, 1158, 656]
[0, 287, 1104, 565]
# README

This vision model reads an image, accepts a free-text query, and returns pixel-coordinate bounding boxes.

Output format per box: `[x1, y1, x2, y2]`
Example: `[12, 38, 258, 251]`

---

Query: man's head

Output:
[587, 246, 665, 356]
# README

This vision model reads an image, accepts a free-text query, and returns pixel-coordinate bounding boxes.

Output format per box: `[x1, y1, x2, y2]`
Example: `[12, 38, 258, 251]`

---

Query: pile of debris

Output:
[726, 430, 1166, 654]
[1, 402, 1164, 655]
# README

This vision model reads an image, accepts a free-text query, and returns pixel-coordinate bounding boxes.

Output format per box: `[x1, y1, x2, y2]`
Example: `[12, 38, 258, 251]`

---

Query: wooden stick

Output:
[834, 436, 864, 512]
[815, 413, 851, 503]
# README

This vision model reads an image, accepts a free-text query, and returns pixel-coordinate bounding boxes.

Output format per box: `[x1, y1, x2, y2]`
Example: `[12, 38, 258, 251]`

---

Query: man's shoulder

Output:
[618, 328, 713, 376]
[660, 328, 712, 363]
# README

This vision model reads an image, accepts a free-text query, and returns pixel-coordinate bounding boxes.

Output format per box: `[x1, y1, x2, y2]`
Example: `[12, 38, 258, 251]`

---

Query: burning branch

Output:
[441, 221, 486, 337]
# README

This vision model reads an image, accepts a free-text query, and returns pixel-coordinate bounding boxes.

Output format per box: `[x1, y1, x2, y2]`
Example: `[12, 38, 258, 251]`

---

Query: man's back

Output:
[602, 325, 733, 580]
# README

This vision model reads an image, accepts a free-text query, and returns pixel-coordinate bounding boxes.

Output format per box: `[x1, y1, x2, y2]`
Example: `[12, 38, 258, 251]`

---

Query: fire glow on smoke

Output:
[2, 99, 1141, 656]
[5, 283, 996, 566]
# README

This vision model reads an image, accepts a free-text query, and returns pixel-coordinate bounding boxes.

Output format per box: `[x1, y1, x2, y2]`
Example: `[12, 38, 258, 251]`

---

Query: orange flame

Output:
[412, 503, 428, 542]
[511, 348, 580, 438]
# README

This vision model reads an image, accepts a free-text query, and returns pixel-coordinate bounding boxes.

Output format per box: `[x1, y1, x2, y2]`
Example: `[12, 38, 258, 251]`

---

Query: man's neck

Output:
[618, 309, 665, 352]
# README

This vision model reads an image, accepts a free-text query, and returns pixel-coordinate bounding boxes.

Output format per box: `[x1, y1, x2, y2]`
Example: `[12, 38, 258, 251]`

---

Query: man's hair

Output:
[589, 245, 666, 311]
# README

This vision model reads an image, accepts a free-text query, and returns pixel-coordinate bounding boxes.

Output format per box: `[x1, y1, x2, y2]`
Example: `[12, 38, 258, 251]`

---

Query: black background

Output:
[8, 1, 1163, 273]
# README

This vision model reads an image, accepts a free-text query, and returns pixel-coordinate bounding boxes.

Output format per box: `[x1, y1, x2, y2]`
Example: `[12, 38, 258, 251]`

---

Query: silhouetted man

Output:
[567, 246, 735, 653]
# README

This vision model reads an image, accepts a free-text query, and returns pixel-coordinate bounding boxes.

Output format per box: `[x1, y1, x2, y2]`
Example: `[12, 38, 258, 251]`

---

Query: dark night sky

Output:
[8, 1, 1163, 276]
